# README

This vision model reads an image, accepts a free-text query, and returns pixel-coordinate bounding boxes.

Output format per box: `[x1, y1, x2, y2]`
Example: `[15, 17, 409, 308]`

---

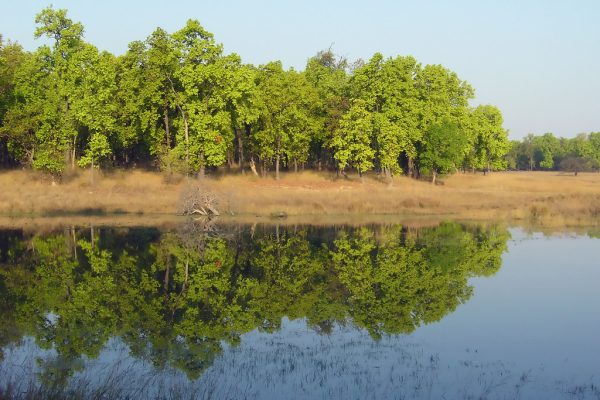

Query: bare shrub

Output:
[178, 185, 220, 216]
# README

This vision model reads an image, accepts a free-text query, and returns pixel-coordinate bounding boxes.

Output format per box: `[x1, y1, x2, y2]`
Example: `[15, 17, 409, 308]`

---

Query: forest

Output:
[0, 7, 509, 182]
[0, 7, 598, 184]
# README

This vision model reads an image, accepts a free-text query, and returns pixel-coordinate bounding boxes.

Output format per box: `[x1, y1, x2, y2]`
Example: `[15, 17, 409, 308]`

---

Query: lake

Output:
[0, 221, 598, 399]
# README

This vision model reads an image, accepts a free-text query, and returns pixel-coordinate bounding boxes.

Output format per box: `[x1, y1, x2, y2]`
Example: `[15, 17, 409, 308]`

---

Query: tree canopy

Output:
[0, 6, 518, 182]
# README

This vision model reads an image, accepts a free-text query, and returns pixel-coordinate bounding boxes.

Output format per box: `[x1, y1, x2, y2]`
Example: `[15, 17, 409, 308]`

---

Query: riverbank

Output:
[1, 170, 599, 227]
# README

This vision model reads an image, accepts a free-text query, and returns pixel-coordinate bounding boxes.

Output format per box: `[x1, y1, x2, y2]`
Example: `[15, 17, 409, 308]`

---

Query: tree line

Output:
[1, 7, 514, 181]
[506, 132, 600, 174]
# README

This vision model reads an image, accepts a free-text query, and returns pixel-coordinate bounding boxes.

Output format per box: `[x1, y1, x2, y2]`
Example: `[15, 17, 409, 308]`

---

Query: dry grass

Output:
[0, 169, 183, 215]
[0, 169, 599, 228]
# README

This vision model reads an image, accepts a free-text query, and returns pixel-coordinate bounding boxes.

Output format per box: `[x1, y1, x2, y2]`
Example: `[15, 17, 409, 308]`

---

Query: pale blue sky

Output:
[1, 0, 599, 139]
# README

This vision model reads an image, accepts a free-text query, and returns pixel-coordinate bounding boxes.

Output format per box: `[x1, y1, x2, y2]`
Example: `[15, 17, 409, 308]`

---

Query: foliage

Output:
[507, 132, 600, 172]
[330, 99, 374, 174]
[0, 7, 515, 181]
[419, 120, 469, 182]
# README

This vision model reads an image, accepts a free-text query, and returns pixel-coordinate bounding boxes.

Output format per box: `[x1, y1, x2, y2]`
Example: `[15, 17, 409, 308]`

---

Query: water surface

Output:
[0, 222, 598, 399]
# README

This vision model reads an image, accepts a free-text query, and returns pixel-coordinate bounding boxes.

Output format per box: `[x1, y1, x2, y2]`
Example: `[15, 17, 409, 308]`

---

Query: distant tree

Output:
[504, 140, 521, 170]
[468, 105, 510, 173]
[589, 132, 600, 171]
[559, 156, 590, 176]
[534, 132, 560, 170]
[521, 133, 537, 170]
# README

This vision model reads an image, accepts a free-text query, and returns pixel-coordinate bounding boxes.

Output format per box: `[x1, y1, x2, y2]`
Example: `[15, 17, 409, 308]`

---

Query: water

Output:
[0, 221, 598, 399]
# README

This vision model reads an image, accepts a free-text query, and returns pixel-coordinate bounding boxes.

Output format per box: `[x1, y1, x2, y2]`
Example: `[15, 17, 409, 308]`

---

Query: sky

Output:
[1, 0, 599, 139]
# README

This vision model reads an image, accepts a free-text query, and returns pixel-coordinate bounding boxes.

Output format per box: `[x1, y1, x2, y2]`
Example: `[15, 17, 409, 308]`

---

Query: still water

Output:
[0, 221, 598, 399]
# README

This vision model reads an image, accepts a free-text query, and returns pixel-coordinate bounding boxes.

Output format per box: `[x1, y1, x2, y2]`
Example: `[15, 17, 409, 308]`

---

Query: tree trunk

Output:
[71, 136, 77, 170]
[250, 158, 258, 176]
[164, 105, 170, 149]
[184, 116, 189, 168]
[432, 170, 437, 185]
[227, 149, 233, 170]
[236, 128, 245, 173]
[294, 158, 298, 173]
[275, 136, 281, 180]
[199, 152, 205, 178]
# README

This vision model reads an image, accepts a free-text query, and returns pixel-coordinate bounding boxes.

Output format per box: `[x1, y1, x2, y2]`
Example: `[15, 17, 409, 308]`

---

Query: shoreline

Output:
[1, 170, 599, 230]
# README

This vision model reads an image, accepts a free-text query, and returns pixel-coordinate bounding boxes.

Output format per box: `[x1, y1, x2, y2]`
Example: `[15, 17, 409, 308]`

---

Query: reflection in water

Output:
[0, 222, 510, 397]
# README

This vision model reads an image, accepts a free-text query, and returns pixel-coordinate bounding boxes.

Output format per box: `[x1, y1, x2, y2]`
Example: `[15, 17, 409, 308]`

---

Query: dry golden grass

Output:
[0, 169, 599, 228]
[0, 169, 183, 215]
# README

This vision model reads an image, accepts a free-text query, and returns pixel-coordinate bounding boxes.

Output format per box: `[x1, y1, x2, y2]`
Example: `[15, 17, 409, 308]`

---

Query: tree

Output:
[534, 132, 560, 170]
[330, 99, 375, 176]
[415, 64, 473, 138]
[220, 59, 259, 172]
[468, 105, 510, 173]
[304, 49, 350, 171]
[33, 6, 86, 172]
[172, 20, 231, 175]
[0, 37, 26, 165]
[350, 54, 422, 177]
[78, 133, 111, 183]
[419, 120, 469, 184]
[589, 132, 600, 171]
[253, 62, 319, 179]
[521, 133, 537, 170]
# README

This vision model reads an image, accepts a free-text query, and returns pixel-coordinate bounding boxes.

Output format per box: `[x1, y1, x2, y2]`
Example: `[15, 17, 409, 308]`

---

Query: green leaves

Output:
[419, 119, 469, 182]
[1, 7, 516, 179]
[253, 62, 320, 177]
[467, 105, 510, 172]
[330, 99, 375, 173]
[78, 133, 111, 168]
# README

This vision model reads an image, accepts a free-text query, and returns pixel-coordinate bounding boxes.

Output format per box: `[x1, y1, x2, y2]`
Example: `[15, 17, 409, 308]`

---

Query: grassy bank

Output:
[1, 169, 599, 226]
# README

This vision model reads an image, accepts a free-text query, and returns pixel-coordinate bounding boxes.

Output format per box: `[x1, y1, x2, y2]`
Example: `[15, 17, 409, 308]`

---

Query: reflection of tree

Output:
[0, 222, 509, 382]
[331, 223, 509, 338]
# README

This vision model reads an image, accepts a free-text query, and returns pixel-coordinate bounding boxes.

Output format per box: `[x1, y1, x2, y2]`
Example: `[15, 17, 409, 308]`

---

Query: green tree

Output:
[304, 49, 350, 171]
[589, 132, 600, 170]
[78, 133, 111, 183]
[534, 132, 560, 170]
[0, 37, 26, 165]
[351, 53, 422, 177]
[468, 105, 510, 173]
[419, 120, 469, 184]
[330, 99, 375, 176]
[171, 20, 234, 175]
[253, 62, 319, 179]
